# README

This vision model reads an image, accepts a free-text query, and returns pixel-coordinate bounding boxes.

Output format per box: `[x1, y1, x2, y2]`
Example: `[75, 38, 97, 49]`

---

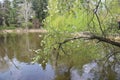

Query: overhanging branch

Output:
[58, 32, 120, 47]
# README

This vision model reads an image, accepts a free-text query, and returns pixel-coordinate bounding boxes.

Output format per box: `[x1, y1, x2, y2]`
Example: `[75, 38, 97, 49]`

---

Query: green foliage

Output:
[40, 31, 102, 66]
[0, 26, 16, 30]
[9, 0, 19, 24]
[32, 0, 48, 22]
[0, 0, 19, 27]
[21, 22, 33, 29]
[109, 0, 120, 15]
[56, 42, 102, 68]
[37, 0, 120, 64]
[45, 2, 89, 32]
[40, 0, 104, 62]
[43, 0, 98, 48]
[44, 0, 114, 34]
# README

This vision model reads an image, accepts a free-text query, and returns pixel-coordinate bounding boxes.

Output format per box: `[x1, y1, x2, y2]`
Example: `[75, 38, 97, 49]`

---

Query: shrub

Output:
[21, 22, 33, 29]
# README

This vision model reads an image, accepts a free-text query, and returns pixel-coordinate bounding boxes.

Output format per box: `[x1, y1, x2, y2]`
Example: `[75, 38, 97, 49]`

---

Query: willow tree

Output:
[33, 0, 120, 74]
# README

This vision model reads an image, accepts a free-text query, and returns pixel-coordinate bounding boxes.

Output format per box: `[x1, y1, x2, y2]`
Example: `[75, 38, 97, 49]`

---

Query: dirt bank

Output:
[0, 28, 47, 34]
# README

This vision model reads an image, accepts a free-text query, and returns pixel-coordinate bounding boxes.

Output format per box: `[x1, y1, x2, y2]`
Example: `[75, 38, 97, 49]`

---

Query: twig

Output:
[94, 0, 101, 13]
[94, 0, 105, 36]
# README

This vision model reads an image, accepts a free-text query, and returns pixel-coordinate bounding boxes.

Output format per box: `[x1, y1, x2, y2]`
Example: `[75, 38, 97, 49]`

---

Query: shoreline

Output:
[0, 28, 47, 34]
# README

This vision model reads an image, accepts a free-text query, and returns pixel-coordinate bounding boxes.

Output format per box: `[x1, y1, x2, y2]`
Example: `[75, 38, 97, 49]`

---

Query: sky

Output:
[0, 0, 13, 3]
[0, 0, 2, 1]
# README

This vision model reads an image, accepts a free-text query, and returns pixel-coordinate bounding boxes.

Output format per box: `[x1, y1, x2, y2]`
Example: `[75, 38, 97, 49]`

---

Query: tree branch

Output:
[94, 0, 105, 36]
[58, 32, 120, 47]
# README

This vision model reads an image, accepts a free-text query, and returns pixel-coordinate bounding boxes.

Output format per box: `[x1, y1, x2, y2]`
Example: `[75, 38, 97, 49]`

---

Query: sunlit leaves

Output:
[109, 0, 120, 15]
[41, 0, 120, 65]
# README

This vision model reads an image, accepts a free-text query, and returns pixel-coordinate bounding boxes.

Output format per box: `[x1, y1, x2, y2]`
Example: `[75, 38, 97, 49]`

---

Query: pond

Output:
[0, 33, 120, 80]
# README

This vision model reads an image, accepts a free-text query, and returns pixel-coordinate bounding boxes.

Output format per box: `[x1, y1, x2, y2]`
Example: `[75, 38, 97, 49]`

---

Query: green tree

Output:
[38, 0, 120, 69]
[1, 0, 11, 26]
[32, 0, 48, 22]
[14, 0, 35, 28]
[10, 0, 19, 24]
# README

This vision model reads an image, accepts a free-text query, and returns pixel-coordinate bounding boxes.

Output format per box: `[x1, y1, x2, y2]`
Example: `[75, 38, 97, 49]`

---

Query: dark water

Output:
[0, 33, 120, 80]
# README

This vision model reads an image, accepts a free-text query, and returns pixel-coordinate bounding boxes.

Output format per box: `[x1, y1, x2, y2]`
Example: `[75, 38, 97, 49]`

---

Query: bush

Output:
[0, 26, 16, 30]
[22, 22, 33, 29]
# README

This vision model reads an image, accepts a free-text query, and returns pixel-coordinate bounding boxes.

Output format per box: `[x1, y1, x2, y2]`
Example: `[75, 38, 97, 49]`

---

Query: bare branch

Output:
[58, 32, 120, 48]
[94, 0, 101, 13]
[93, 0, 105, 36]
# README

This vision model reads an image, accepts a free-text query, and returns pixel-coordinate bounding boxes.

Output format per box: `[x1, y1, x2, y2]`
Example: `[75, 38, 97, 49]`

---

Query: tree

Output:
[16, 0, 35, 29]
[32, 0, 48, 22]
[0, 0, 11, 26]
[10, 0, 19, 24]
[0, 2, 3, 26]
[37, 0, 120, 73]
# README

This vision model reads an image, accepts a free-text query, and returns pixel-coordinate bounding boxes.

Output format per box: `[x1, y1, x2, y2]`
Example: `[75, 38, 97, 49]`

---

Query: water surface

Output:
[0, 33, 120, 80]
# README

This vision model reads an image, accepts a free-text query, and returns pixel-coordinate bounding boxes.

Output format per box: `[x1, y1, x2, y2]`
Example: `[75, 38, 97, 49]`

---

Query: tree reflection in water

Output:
[49, 45, 120, 80]
[0, 56, 10, 73]
[0, 33, 120, 80]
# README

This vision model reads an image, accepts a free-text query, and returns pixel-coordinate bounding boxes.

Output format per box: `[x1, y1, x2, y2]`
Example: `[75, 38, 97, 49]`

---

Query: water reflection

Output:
[0, 56, 10, 72]
[50, 51, 120, 80]
[0, 33, 120, 80]
[0, 33, 55, 80]
[0, 33, 42, 62]
[0, 60, 55, 80]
